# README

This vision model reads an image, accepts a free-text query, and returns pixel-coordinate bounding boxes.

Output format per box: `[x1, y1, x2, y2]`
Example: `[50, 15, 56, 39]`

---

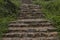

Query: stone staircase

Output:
[1, 2, 58, 40]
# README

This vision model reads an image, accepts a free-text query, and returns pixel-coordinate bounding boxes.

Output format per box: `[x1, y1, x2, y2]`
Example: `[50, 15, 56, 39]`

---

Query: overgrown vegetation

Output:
[33, 0, 60, 37]
[0, 0, 20, 37]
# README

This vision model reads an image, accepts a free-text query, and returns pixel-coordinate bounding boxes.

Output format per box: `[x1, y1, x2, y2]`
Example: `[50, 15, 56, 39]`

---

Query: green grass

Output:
[10, 0, 21, 7]
[33, 0, 60, 31]
[0, 17, 16, 37]
[33, 0, 60, 37]
[0, 0, 20, 38]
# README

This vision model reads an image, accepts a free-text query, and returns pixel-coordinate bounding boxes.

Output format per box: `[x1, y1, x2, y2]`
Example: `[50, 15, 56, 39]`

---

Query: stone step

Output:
[9, 19, 53, 27]
[10, 19, 49, 24]
[6, 29, 56, 33]
[20, 8, 41, 12]
[8, 23, 52, 27]
[9, 24, 52, 27]
[19, 15, 45, 19]
[19, 15, 44, 18]
[2, 33, 40, 37]
[2, 32, 57, 38]
[20, 13, 44, 18]
[20, 9, 41, 13]
[20, 8, 41, 11]
[9, 22, 51, 25]
[41, 32, 57, 37]
[5, 27, 56, 33]
[5, 29, 47, 33]
[7, 28, 47, 32]
[10, 21, 50, 24]
[8, 27, 56, 31]
[8, 25, 53, 28]
[20, 4, 41, 9]
[9, 25, 53, 28]
[9, 23, 29, 26]
[20, 11, 43, 15]
[19, 13, 44, 17]
[5, 30, 47, 33]
[16, 19, 49, 22]
[2, 37, 57, 40]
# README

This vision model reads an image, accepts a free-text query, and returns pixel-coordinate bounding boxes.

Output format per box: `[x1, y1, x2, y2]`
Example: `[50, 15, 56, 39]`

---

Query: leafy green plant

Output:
[0, 0, 20, 37]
